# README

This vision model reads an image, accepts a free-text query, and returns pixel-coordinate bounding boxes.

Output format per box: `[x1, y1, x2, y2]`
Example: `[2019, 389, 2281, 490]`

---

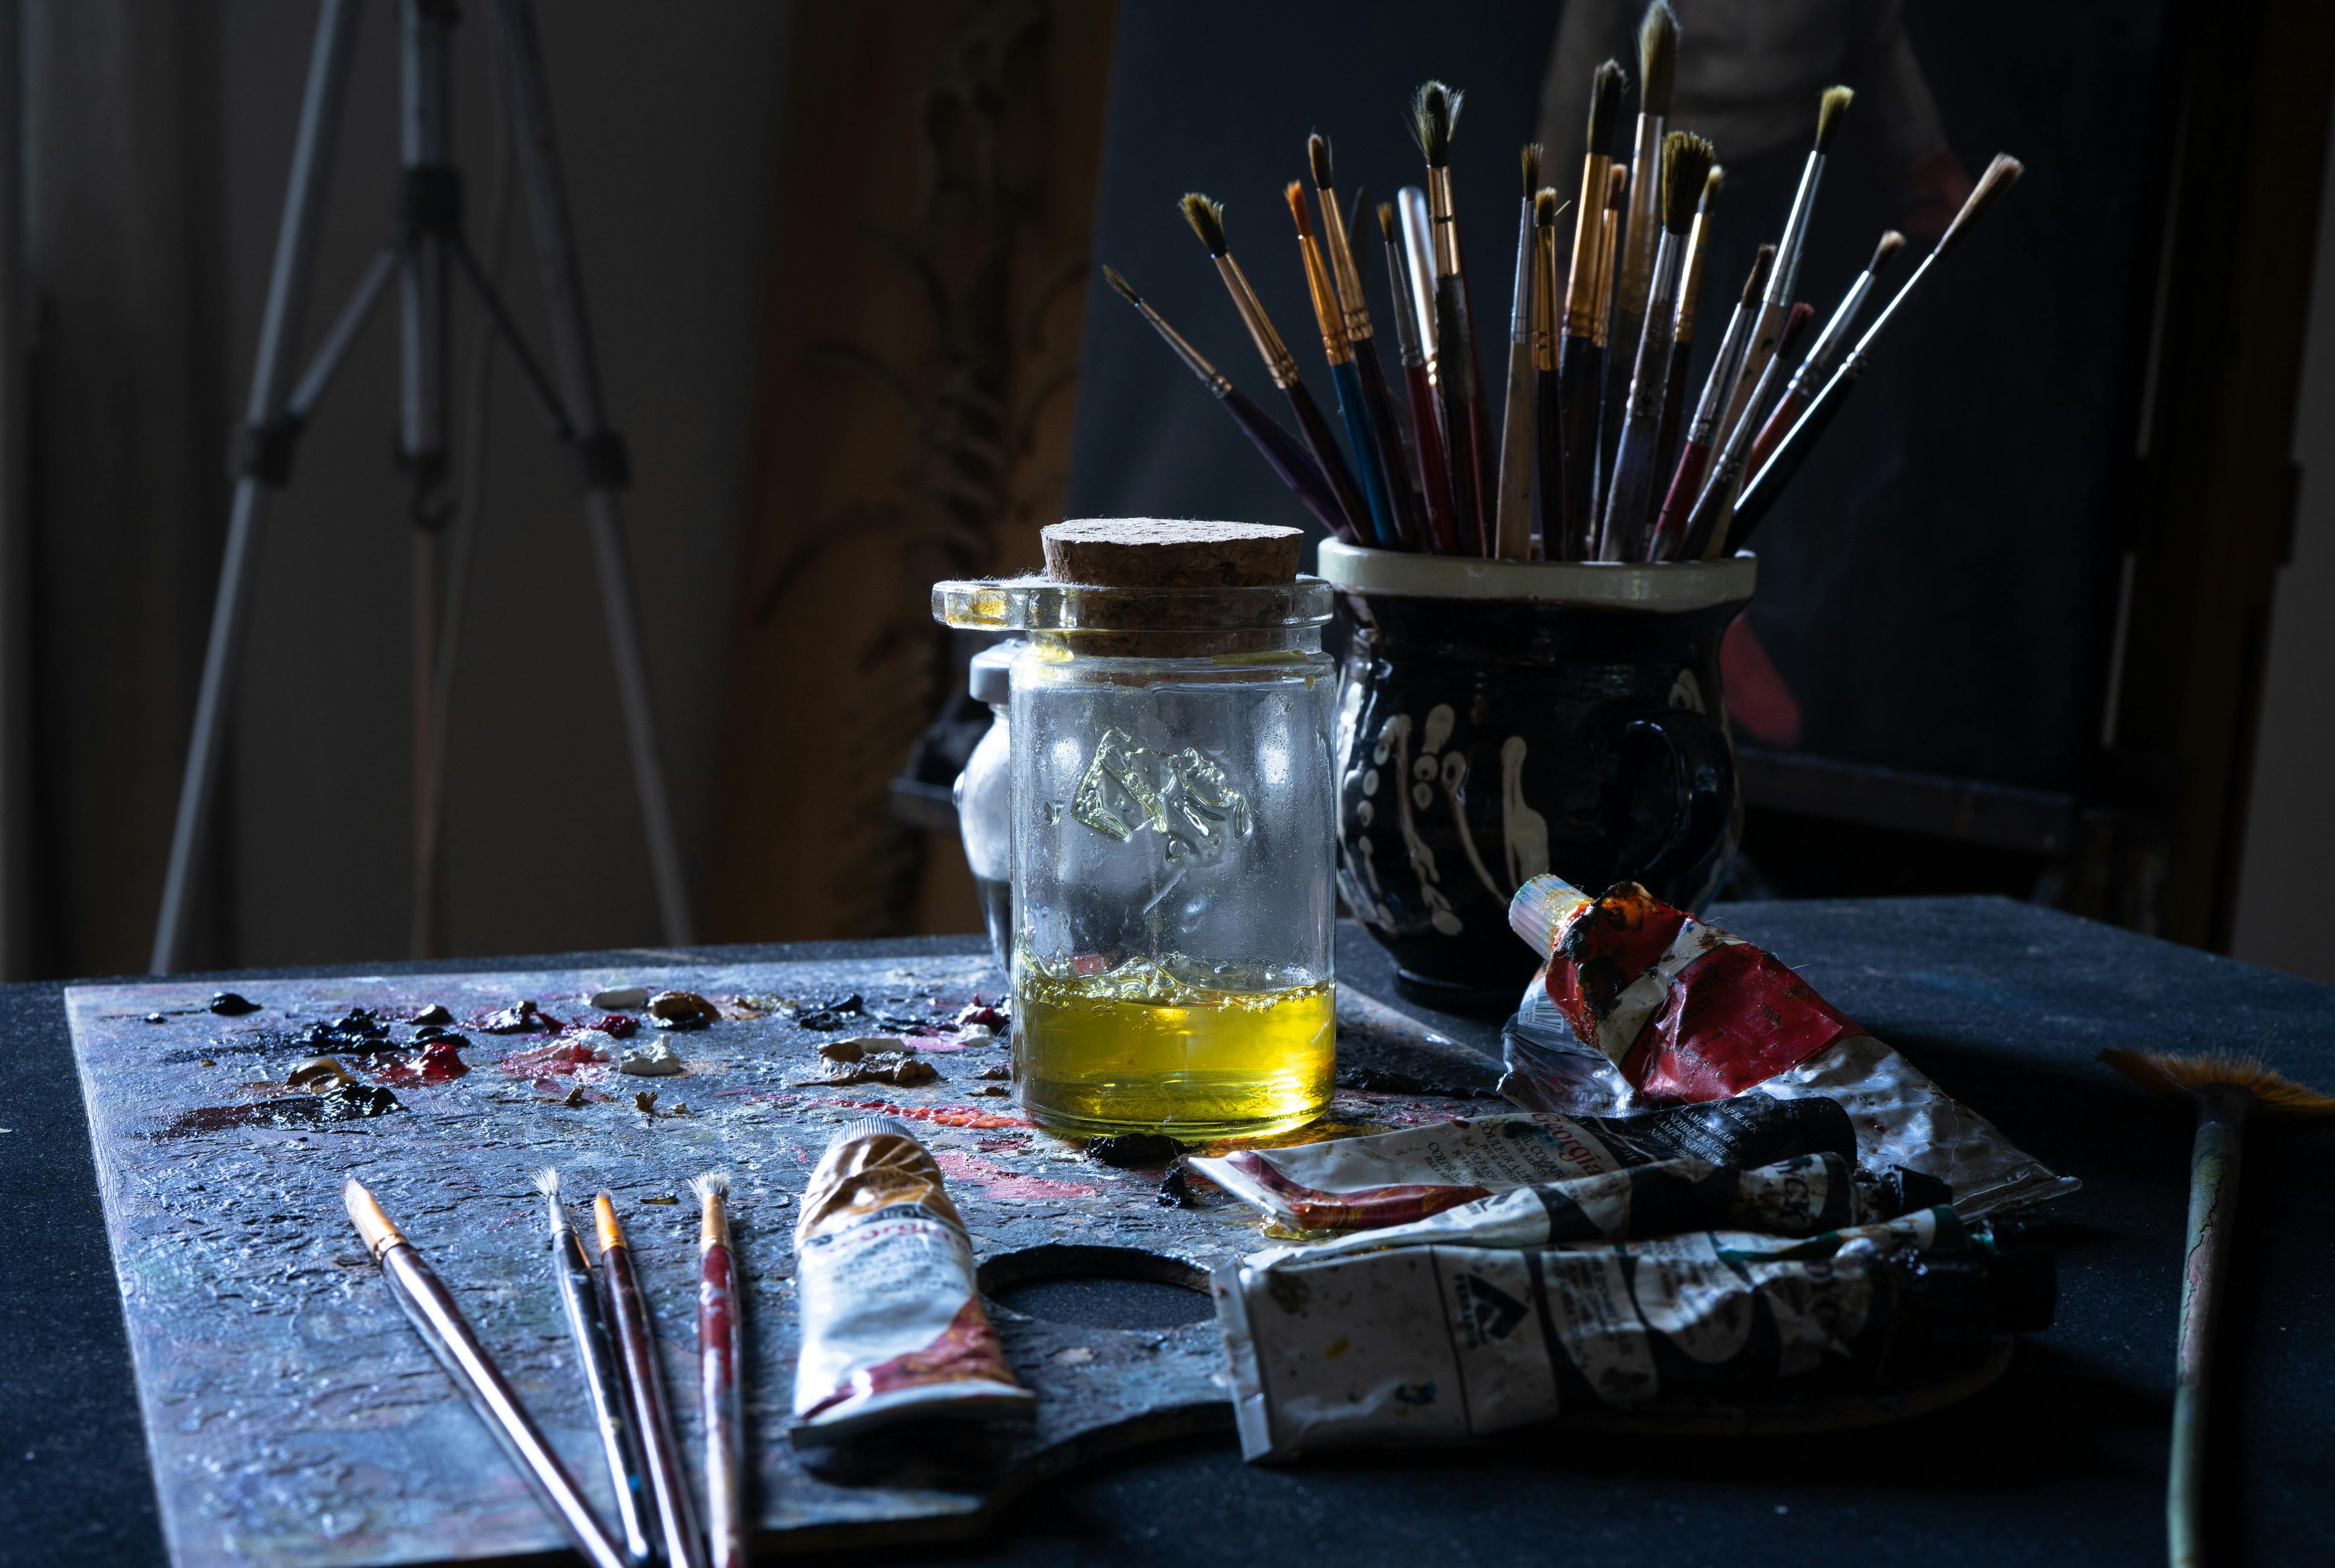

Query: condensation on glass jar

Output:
[934, 521, 1337, 1139]
[953, 640, 1017, 969]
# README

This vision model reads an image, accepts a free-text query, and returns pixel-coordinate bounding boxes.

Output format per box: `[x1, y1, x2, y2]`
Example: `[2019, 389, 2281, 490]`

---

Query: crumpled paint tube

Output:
[1502, 873, 2080, 1215]
[1215, 1219, 2048, 1460]
[790, 1116, 1033, 1444]
[1188, 1098, 1856, 1234]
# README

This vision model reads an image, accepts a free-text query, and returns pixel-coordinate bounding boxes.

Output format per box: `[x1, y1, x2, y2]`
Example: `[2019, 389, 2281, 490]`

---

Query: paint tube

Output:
[1188, 1097, 1856, 1234]
[790, 1115, 1034, 1444]
[1501, 874, 2080, 1215]
[1215, 1216, 2051, 1460]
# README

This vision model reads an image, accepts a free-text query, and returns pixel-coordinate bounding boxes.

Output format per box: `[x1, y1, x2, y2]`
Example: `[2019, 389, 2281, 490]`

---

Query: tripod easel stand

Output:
[150, 0, 694, 972]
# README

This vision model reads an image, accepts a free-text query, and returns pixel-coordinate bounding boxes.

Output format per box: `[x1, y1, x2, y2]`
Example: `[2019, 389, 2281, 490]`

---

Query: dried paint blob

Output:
[208, 992, 260, 1017]
[478, 1000, 558, 1034]
[409, 1003, 454, 1026]
[586, 1013, 639, 1039]
[589, 986, 649, 1010]
[646, 991, 720, 1030]
[617, 1040, 685, 1077]
[1083, 1132, 1184, 1169]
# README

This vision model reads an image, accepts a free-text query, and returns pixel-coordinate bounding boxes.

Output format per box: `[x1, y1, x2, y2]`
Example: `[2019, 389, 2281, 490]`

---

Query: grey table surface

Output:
[6, 897, 2333, 1568]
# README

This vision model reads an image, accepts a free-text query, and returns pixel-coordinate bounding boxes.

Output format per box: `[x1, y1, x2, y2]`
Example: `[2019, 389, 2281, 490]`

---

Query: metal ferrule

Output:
[1317, 187, 1375, 341]
[1398, 187, 1440, 360]
[1384, 230, 1426, 368]
[1564, 154, 1610, 334]
[1215, 254, 1300, 386]
[1617, 113, 1664, 317]
[1508, 199, 1536, 345]
[1673, 211, 1713, 342]
[1532, 223, 1559, 371]
[1766, 150, 1826, 308]
[1786, 271, 1876, 398]
[1687, 303, 1757, 441]
[1427, 166, 1460, 277]
[1591, 201, 1622, 350]
[1297, 235, 1354, 365]
[1137, 302, 1235, 396]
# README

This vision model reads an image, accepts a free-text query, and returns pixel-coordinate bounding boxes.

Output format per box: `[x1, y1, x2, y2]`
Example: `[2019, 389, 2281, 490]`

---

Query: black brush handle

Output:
[553, 1229, 655, 1567]
[1353, 339, 1422, 549]
[1221, 383, 1349, 540]
[1433, 275, 1487, 554]
[1649, 352, 1692, 516]
[1728, 357, 1865, 549]
[1554, 335, 1603, 560]
[1535, 365, 1563, 559]
[1404, 361, 1462, 553]
[1282, 379, 1371, 542]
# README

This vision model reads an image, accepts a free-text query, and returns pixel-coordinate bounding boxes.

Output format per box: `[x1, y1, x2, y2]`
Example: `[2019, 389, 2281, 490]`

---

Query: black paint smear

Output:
[1085, 1133, 1184, 1170]
[208, 993, 260, 1016]
[151, 1084, 406, 1139]
[792, 993, 923, 1032]
[1335, 1064, 1500, 1100]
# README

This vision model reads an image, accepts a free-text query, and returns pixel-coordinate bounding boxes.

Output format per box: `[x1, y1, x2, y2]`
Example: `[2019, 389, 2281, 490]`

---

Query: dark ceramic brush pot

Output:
[1321, 539, 1754, 1012]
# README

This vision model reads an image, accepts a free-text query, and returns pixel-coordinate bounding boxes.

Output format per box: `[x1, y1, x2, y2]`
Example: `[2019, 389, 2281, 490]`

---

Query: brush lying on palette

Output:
[1105, 2, 2021, 562]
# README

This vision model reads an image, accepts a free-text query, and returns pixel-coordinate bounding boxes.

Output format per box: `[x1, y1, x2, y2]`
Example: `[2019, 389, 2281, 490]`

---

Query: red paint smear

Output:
[800, 1298, 1019, 1420]
[834, 1099, 1030, 1130]
[497, 1040, 611, 1078]
[370, 1040, 470, 1086]
[1545, 883, 1689, 1041]
[1619, 940, 1858, 1102]
[1224, 1151, 1487, 1231]
[933, 1150, 1098, 1201]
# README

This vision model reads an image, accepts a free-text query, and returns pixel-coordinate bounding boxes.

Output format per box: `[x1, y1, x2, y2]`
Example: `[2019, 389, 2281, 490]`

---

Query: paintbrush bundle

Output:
[1103, 9, 2021, 566]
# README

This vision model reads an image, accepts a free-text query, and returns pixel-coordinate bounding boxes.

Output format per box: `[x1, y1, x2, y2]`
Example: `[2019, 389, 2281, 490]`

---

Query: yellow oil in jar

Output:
[1012, 957, 1335, 1138]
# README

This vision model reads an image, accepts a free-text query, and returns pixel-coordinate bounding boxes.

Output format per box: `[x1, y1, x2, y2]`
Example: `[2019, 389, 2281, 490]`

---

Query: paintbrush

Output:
[1556, 61, 1626, 558]
[1606, 2, 1678, 473]
[1679, 299, 1812, 560]
[1380, 201, 1461, 552]
[1312, 140, 1422, 551]
[1288, 179, 1401, 550]
[1597, 131, 1715, 562]
[1101, 266, 1350, 540]
[1492, 144, 1543, 559]
[692, 1173, 748, 1568]
[2100, 1048, 2335, 1568]
[1180, 192, 1371, 543]
[536, 1170, 655, 1568]
[1744, 229, 1905, 478]
[1589, 163, 1630, 517]
[1413, 81, 1498, 555]
[343, 1179, 629, 1568]
[1398, 186, 1440, 386]
[1731, 154, 2024, 546]
[1646, 242, 1771, 562]
[1716, 85, 1853, 460]
[1532, 187, 1564, 559]
[597, 1191, 708, 1568]
[1649, 164, 1721, 506]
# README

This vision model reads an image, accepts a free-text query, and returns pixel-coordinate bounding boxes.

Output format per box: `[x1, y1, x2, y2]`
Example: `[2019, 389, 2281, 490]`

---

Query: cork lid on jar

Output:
[1041, 519, 1301, 589]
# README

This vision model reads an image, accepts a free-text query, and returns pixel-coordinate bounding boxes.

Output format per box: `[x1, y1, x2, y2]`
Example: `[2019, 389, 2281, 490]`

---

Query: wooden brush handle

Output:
[2171, 1087, 2251, 1568]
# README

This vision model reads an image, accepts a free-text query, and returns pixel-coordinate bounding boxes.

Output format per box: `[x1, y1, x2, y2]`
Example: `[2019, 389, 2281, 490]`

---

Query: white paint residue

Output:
[1442, 749, 1504, 900]
[1499, 736, 1548, 892]
[1667, 669, 1706, 713]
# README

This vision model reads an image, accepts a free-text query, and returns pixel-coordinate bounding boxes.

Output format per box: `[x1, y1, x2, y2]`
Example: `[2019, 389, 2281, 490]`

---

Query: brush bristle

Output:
[1588, 61, 1627, 156]
[1180, 192, 1228, 257]
[1284, 180, 1313, 237]
[690, 1170, 730, 1202]
[1101, 264, 1139, 306]
[1309, 133, 1333, 191]
[1741, 243, 1776, 307]
[1604, 164, 1629, 210]
[1777, 300, 1816, 355]
[1521, 142, 1542, 198]
[534, 1166, 560, 1196]
[1661, 132, 1715, 233]
[1700, 165, 1724, 210]
[1534, 188, 1560, 228]
[1936, 153, 2024, 257]
[1814, 85, 1854, 154]
[1871, 230, 1906, 273]
[1411, 81, 1459, 167]
[1376, 201, 1398, 241]
[1638, 2, 1678, 117]
[2102, 1047, 2335, 1116]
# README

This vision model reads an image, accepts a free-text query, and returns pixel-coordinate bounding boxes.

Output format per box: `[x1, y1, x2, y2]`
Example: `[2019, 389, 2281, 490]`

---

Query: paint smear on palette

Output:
[834, 1099, 1030, 1130]
[496, 1041, 610, 1079]
[933, 1151, 1098, 1202]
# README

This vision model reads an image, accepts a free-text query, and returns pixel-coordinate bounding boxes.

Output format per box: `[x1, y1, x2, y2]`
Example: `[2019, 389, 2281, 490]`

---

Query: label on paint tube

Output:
[790, 1116, 1033, 1443]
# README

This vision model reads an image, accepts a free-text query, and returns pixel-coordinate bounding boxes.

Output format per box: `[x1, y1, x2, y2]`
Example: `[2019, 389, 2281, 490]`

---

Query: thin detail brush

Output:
[1556, 61, 1626, 558]
[2101, 1047, 2335, 1568]
[1310, 141, 1420, 549]
[1413, 81, 1498, 555]
[694, 1173, 748, 1568]
[1681, 299, 1813, 560]
[1607, 3, 1678, 476]
[1745, 228, 1904, 477]
[1598, 131, 1714, 561]
[1589, 163, 1630, 517]
[1181, 193, 1370, 542]
[1102, 265, 1347, 538]
[536, 1170, 654, 1568]
[1493, 143, 1544, 559]
[597, 1191, 708, 1568]
[1398, 186, 1440, 383]
[1732, 155, 2024, 546]
[1381, 202, 1462, 552]
[345, 1179, 628, 1568]
[1289, 181, 1401, 549]
[1647, 242, 1770, 561]
[1532, 188, 1564, 559]
[1717, 85, 1853, 460]
[1649, 164, 1721, 498]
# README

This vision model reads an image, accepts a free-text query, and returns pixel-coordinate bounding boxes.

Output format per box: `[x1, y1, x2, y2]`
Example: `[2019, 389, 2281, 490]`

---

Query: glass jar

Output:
[953, 640, 1017, 969]
[933, 572, 1337, 1138]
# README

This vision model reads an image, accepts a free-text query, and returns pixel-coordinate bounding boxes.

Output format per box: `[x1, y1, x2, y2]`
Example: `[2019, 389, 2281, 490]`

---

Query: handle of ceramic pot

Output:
[1620, 712, 1734, 883]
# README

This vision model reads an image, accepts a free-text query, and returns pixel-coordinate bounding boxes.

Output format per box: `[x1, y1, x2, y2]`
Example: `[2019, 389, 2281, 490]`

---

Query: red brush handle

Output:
[1404, 362, 1462, 554]
[1745, 387, 1810, 484]
[1646, 440, 1712, 563]
[700, 1243, 747, 1568]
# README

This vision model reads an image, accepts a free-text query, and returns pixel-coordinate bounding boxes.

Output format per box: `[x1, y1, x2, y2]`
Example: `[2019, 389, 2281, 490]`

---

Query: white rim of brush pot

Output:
[1317, 537, 1756, 607]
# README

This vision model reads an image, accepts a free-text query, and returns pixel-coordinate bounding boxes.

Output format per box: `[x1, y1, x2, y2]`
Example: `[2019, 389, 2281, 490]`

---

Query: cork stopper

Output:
[1042, 520, 1300, 588]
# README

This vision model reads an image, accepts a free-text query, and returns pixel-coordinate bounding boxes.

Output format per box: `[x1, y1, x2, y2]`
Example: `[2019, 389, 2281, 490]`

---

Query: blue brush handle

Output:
[1220, 384, 1347, 539]
[1330, 358, 1400, 548]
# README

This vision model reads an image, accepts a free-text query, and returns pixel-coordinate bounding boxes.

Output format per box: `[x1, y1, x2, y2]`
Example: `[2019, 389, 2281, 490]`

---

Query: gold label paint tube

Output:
[790, 1116, 1033, 1444]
